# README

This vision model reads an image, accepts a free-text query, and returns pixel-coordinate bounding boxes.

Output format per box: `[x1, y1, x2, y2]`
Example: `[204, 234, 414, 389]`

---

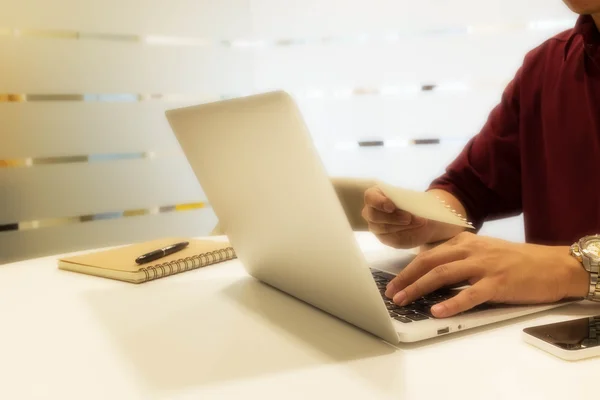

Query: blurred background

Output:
[0, 0, 576, 263]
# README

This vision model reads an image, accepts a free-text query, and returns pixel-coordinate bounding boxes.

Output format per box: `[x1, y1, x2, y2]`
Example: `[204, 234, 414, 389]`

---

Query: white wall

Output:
[0, 1, 576, 262]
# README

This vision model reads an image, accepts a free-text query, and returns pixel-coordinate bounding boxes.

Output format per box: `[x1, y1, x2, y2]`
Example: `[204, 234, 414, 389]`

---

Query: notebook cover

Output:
[58, 238, 235, 283]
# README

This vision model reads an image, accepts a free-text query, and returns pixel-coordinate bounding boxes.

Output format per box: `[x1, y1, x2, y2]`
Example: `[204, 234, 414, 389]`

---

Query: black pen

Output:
[135, 241, 189, 265]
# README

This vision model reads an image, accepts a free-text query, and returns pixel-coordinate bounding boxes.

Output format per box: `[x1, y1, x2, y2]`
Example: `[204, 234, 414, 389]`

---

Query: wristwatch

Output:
[570, 234, 600, 301]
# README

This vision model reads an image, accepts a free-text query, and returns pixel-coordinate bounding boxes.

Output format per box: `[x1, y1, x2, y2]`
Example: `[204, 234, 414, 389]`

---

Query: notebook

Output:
[58, 238, 236, 284]
[376, 180, 475, 229]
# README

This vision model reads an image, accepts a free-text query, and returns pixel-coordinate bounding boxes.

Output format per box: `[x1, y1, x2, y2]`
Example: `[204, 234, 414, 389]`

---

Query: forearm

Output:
[425, 189, 469, 243]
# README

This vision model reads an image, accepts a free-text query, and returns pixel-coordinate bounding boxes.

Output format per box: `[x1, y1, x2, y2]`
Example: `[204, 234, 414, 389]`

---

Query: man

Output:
[362, 0, 600, 319]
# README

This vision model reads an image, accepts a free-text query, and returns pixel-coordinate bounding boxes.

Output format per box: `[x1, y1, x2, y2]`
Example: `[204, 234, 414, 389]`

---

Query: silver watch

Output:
[570, 234, 600, 301]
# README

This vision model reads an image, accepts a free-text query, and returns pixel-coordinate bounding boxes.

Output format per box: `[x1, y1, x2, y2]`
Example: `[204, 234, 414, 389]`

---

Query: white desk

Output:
[2, 232, 600, 400]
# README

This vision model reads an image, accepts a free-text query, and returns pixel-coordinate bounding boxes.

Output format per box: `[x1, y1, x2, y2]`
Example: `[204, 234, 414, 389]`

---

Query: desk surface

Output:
[2, 232, 600, 400]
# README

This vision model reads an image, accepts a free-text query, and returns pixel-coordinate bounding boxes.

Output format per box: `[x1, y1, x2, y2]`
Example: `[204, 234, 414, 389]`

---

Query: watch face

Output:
[582, 237, 600, 259]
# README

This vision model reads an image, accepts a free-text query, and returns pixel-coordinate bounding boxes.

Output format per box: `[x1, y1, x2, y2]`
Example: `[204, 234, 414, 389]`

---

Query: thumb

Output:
[365, 187, 396, 213]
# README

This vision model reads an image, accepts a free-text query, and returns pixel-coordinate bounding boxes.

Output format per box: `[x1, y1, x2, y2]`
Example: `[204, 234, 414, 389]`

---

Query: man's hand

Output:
[361, 186, 437, 249]
[385, 232, 589, 318]
[362, 186, 466, 249]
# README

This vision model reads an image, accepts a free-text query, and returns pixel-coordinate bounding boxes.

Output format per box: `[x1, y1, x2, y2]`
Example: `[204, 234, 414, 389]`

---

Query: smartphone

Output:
[523, 316, 600, 361]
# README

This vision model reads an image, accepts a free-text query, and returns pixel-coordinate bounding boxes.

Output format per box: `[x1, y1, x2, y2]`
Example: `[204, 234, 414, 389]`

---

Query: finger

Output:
[392, 260, 479, 306]
[376, 225, 433, 249]
[369, 218, 427, 234]
[369, 223, 411, 235]
[376, 233, 420, 249]
[385, 246, 468, 298]
[364, 187, 396, 213]
[431, 280, 494, 318]
[363, 207, 413, 225]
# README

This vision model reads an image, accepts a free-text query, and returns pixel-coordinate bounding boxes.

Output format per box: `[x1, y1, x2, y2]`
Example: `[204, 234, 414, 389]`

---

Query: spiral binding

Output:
[140, 247, 236, 282]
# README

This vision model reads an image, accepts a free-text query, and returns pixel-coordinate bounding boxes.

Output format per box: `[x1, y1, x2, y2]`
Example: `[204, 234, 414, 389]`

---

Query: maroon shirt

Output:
[429, 15, 600, 246]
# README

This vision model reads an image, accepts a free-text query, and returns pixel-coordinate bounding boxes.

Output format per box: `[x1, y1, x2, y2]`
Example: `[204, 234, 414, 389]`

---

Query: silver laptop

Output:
[165, 91, 570, 343]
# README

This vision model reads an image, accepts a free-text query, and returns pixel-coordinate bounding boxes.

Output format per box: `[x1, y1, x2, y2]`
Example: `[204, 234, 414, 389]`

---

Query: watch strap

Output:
[570, 241, 600, 301]
[591, 273, 600, 301]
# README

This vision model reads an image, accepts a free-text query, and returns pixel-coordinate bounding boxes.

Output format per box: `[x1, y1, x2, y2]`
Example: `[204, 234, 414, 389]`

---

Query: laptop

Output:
[165, 91, 571, 343]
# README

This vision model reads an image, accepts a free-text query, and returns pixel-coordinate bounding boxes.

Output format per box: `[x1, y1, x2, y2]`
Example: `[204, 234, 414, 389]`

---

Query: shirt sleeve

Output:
[428, 66, 524, 230]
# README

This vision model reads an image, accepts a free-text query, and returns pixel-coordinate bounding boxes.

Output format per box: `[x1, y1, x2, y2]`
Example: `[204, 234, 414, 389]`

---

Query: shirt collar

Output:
[564, 15, 600, 60]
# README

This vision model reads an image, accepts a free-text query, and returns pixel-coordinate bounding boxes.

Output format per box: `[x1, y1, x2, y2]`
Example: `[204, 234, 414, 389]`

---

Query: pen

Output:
[135, 241, 189, 265]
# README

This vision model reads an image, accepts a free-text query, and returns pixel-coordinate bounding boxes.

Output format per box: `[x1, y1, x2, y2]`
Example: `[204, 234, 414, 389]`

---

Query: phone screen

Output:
[524, 316, 600, 350]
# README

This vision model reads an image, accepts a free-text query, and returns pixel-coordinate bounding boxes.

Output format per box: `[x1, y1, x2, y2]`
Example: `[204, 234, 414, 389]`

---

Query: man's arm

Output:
[365, 50, 524, 249]
[428, 64, 524, 232]
[381, 48, 591, 316]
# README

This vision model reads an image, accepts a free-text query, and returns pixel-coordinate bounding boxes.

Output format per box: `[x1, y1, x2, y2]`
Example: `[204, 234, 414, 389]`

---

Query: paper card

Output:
[376, 180, 474, 229]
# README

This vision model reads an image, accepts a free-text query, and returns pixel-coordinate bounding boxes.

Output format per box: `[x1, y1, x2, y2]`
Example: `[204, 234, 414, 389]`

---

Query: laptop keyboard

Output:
[371, 269, 495, 323]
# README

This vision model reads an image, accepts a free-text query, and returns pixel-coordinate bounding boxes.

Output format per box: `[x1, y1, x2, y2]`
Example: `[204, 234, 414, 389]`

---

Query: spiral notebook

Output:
[58, 238, 236, 284]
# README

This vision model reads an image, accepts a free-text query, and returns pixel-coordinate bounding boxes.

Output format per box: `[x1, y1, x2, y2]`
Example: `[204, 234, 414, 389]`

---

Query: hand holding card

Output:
[376, 180, 474, 229]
